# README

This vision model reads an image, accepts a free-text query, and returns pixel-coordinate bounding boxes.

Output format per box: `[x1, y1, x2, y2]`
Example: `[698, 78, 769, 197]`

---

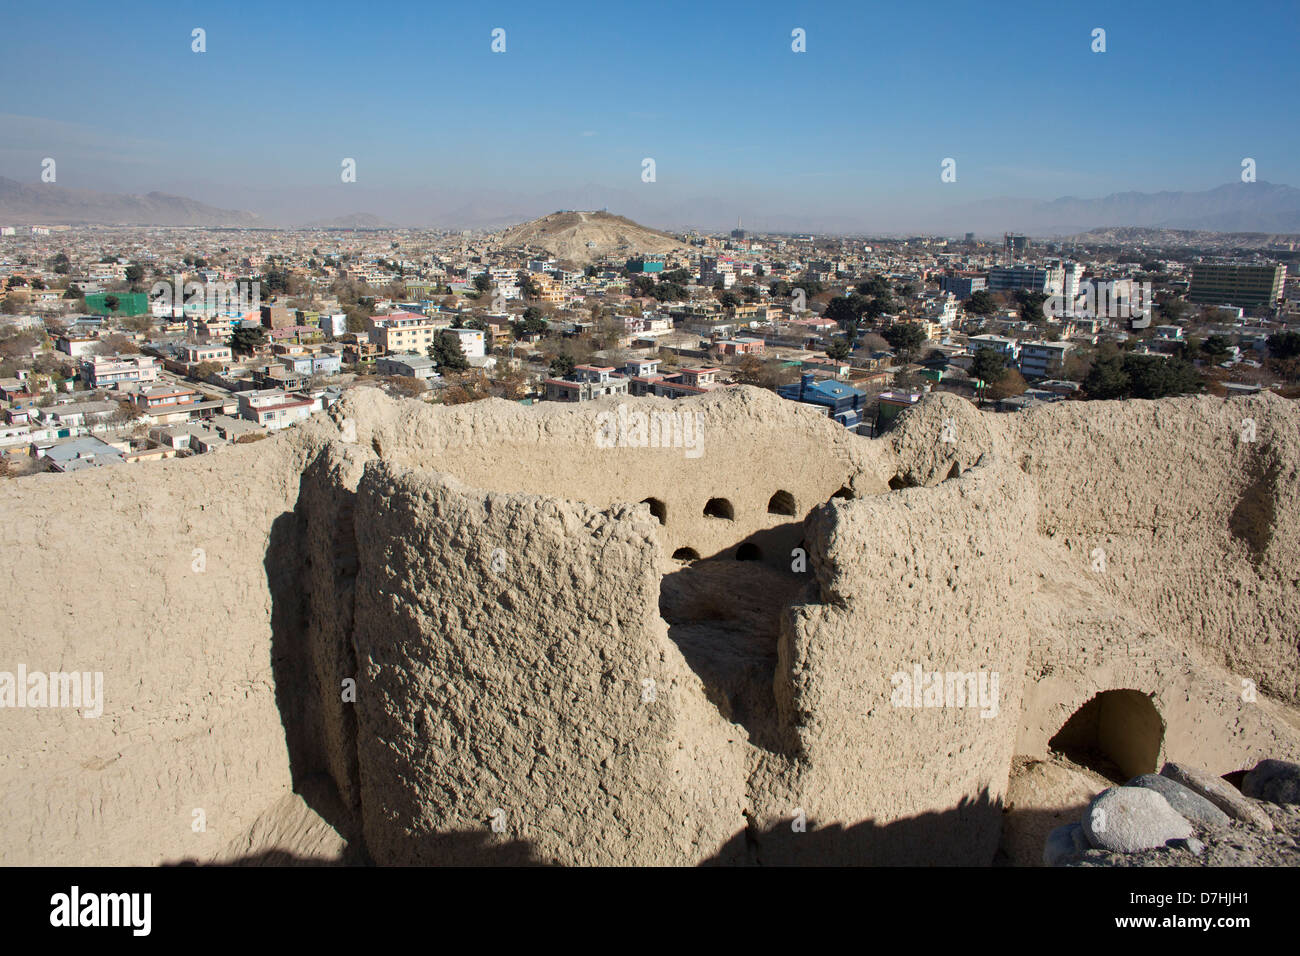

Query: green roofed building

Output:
[85, 292, 149, 316]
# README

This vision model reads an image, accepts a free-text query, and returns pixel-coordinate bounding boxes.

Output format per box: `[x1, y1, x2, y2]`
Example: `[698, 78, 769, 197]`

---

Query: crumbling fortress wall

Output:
[1, 387, 1298, 866]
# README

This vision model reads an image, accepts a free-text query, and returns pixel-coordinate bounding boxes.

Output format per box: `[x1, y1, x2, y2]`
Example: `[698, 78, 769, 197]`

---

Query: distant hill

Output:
[495, 210, 683, 263]
[1062, 225, 1300, 249]
[952, 182, 1300, 237]
[301, 212, 397, 230]
[0, 177, 264, 227]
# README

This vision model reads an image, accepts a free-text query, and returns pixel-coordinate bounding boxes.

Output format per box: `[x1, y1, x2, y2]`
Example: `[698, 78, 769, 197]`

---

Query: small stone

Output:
[1083, 787, 1194, 853]
[1242, 759, 1300, 806]
[1170, 837, 1206, 855]
[1161, 762, 1274, 832]
[1128, 773, 1232, 828]
[1043, 822, 1088, 866]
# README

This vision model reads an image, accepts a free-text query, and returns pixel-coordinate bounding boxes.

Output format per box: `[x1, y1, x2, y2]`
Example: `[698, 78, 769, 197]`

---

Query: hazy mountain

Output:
[0, 177, 263, 227]
[300, 212, 398, 230]
[946, 181, 1300, 237]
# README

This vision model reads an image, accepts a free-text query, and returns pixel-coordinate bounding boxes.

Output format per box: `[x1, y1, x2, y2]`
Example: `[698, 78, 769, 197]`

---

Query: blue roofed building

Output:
[777, 373, 866, 428]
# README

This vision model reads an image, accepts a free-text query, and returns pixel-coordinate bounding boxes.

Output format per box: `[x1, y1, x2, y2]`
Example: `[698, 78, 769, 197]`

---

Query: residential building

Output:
[80, 354, 160, 389]
[237, 389, 318, 430]
[375, 353, 441, 382]
[1017, 340, 1073, 379]
[777, 373, 866, 428]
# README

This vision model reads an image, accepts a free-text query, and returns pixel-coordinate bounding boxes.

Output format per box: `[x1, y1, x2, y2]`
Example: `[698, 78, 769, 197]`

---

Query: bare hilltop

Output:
[495, 209, 684, 263]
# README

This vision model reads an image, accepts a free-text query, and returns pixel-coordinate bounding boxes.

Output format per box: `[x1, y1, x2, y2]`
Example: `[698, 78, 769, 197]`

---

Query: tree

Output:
[718, 291, 742, 309]
[1200, 334, 1232, 361]
[93, 334, 140, 356]
[1014, 289, 1049, 324]
[965, 290, 996, 316]
[472, 274, 493, 293]
[824, 296, 859, 326]
[734, 354, 765, 386]
[1268, 331, 1300, 360]
[384, 375, 428, 398]
[1082, 353, 1130, 399]
[229, 326, 267, 355]
[882, 322, 926, 358]
[987, 368, 1027, 402]
[102, 294, 120, 313]
[968, 347, 1008, 386]
[191, 361, 222, 381]
[826, 337, 852, 361]
[428, 331, 469, 371]
[345, 307, 370, 334]
[548, 353, 576, 379]
[650, 282, 687, 302]
[124, 264, 145, 284]
[1123, 355, 1203, 399]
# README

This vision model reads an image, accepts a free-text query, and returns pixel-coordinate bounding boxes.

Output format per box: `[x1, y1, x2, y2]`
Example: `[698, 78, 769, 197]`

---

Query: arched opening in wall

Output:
[831, 486, 854, 500]
[888, 475, 911, 491]
[671, 547, 700, 562]
[641, 497, 667, 524]
[1048, 689, 1164, 783]
[947, 462, 962, 481]
[735, 543, 761, 561]
[767, 490, 797, 516]
[703, 498, 734, 520]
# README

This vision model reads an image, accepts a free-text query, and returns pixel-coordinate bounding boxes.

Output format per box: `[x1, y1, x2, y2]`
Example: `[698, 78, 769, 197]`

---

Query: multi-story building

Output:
[443, 327, 486, 359]
[80, 354, 161, 389]
[543, 365, 631, 402]
[1188, 264, 1286, 308]
[367, 311, 453, 354]
[777, 373, 866, 428]
[1017, 340, 1072, 379]
[938, 273, 987, 299]
[967, 334, 1020, 362]
[987, 264, 1064, 295]
[236, 389, 318, 430]
[180, 344, 233, 365]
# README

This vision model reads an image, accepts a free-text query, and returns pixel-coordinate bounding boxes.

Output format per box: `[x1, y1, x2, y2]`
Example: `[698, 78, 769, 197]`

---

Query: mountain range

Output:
[0, 177, 263, 227]
[3, 176, 1299, 238]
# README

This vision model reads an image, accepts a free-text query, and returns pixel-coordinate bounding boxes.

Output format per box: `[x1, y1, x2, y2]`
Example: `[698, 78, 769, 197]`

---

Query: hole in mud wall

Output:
[735, 543, 761, 561]
[887, 475, 909, 491]
[767, 490, 797, 516]
[671, 547, 700, 562]
[642, 497, 667, 524]
[1048, 689, 1164, 782]
[947, 462, 962, 480]
[831, 486, 855, 500]
[703, 498, 734, 520]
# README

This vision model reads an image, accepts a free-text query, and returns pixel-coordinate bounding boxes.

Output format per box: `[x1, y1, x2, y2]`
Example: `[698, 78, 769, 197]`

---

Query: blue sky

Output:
[1, 0, 1297, 228]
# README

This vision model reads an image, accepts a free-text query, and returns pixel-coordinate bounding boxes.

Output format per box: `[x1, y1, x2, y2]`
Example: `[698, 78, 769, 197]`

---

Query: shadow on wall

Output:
[266, 506, 370, 863]
[659, 523, 814, 755]
[176, 791, 1003, 866]
[702, 789, 1003, 866]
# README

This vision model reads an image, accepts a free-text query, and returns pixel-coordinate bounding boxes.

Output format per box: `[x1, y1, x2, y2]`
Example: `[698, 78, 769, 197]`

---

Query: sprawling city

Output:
[1, 0, 1296, 936]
